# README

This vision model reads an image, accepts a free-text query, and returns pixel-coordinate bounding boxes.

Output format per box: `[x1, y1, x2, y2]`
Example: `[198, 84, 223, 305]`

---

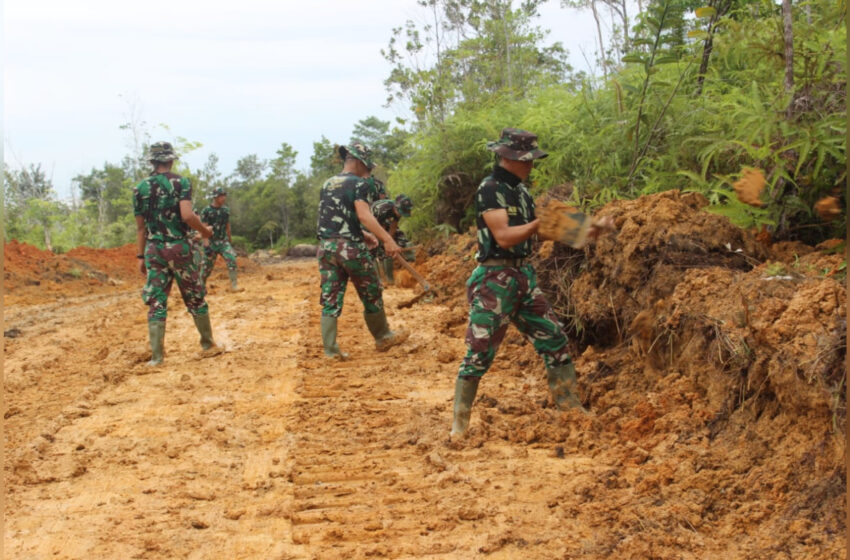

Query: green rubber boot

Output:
[363, 309, 409, 352]
[147, 320, 166, 366]
[450, 376, 481, 437]
[193, 313, 223, 357]
[227, 269, 242, 292]
[547, 362, 587, 411]
[321, 315, 349, 360]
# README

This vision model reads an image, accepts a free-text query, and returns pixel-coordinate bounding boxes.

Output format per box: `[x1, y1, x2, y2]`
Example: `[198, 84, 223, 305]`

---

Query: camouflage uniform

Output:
[370, 196, 415, 283]
[318, 142, 409, 359]
[370, 198, 402, 260]
[133, 172, 208, 321]
[316, 159, 382, 317]
[452, 128, 584, 437]
[457, 164, 572, 378]
[200, 202, 237, 283]
[370, 177, 389, 200]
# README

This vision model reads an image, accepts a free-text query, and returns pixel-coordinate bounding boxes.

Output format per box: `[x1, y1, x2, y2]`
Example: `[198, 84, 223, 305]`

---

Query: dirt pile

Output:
[3, 241, 140, 306]
[409, 190, 845, 557]
[3, 240, 259, 306]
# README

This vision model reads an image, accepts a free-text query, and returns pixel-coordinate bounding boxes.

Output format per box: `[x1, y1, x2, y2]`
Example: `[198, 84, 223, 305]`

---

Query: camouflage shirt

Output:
[200, 205, 230, 241]
[317, 172, 379, 241]
[370, 177, 388, 200]
[133, 172, 192, 241]
[370, 199, 400, 232]
[475, 165, 535, 261]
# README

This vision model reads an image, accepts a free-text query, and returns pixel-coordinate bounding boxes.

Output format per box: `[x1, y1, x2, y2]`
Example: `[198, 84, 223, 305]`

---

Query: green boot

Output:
[547, 362, 587, 411]
[193, 313, 223, 357]
[363, 309, 409, 352]
[147, 320, 166, 366]
[227, 269, 242, 292]
[450, 376, 481, 437]
[321, 315, 349, 360]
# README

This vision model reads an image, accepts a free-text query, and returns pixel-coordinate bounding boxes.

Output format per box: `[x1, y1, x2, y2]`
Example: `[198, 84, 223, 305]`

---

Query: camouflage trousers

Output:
[318, 238, 383, 317]
[202, 239, 237, 283]
[142, 238, 208, 322]
[457, 264, 572, 378]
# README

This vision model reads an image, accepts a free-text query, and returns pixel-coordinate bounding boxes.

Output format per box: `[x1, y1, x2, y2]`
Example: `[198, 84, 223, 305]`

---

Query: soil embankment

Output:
[4, 194, 846, 558]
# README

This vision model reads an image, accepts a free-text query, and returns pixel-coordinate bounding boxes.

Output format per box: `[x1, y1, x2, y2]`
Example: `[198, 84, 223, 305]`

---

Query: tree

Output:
[350, 116, 410, 168]
[781, 0, 794, 118]
[228, 155, 267, 190]
[310, 136, 339, 177]
[270, 143, 298, 240]
[4, 164, 63, 250]
[73, 164, 133, 246]
[382, 0, 572, 126]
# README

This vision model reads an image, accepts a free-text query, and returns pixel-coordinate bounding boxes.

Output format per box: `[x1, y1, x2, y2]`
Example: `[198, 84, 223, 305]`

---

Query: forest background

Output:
[3, 0, 846, 253]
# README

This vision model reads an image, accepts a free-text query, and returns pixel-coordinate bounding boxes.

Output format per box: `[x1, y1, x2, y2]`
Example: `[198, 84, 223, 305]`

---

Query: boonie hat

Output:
[486, 128, 548, 161]
[395, 194, 413, 217]
[148, 141, 178, 163]
[338, 141, 375, 170]
[212, 187, 227, 197]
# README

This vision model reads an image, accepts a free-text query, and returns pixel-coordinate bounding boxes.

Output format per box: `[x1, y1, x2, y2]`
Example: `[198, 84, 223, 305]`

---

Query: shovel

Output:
[394, 256, 434, 309]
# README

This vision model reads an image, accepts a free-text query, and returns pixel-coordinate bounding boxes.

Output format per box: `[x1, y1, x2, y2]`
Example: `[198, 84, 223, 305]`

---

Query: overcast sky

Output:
[4, 0, 601, 199]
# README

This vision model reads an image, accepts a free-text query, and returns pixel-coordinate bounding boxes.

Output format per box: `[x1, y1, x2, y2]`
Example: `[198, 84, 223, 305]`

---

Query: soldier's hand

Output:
[363, 232, 379, 250]
[138, 258, 147, 275]
[384, 239, 402, 257]
[588, 215, 616, 242]
[200, 225, 213, 239]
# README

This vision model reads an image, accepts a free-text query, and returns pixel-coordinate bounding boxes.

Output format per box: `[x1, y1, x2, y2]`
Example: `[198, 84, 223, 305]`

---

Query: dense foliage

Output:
[3, 0, 845, 252]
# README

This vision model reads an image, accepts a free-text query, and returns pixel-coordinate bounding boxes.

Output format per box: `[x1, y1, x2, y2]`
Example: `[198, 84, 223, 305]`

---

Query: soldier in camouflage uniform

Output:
[200, 187, 241, 292]
[316, 142, 409, 359]
[451, 128, 608, 437]
[370, 176, 389, 200]
[369, 194, 415, 284]
[133, 141, 222, 366]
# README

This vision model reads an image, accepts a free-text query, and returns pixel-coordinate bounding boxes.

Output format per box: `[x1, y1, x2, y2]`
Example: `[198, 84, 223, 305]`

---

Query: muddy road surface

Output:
[5, 240, 845, 559]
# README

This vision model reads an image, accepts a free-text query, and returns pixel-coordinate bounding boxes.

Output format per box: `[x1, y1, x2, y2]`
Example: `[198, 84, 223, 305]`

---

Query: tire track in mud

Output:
[6, 259, 639, 558]
[283, 289, 588, 558]
[287, 307, 448, 557]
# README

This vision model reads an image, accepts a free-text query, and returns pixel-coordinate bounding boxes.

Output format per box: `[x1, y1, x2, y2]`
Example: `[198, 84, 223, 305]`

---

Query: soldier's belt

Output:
[480, 257, 527, 267]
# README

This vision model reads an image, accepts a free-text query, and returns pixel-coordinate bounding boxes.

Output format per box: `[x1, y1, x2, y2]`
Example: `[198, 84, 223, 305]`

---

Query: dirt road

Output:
[4, 245, 845, 559]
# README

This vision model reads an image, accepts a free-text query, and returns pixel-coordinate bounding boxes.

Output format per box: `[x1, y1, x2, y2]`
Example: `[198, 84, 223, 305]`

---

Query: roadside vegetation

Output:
[3, 0, 845, 252]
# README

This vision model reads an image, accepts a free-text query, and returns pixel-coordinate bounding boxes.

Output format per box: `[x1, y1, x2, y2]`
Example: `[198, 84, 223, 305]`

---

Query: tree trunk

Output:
[621, 0, 629, 52]
[782, 0, 794, 118]
[98, 192, 107, 248]
[43, 224, 53, 252]
[591, 0, 608, 78]
[696, 0, 732, 96]
[502, 4, 513, 90]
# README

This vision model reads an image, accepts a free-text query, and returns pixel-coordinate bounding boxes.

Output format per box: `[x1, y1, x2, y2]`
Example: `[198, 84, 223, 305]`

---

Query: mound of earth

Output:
[408, 190, 845, 557]
[3, 240, 258, 306]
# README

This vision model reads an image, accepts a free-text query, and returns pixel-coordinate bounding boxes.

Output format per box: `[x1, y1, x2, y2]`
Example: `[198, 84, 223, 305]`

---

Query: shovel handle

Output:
[394, 256, 430, 292]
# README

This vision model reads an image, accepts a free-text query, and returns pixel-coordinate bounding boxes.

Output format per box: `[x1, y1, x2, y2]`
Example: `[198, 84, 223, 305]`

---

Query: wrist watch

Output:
[136, 254, 144, 259]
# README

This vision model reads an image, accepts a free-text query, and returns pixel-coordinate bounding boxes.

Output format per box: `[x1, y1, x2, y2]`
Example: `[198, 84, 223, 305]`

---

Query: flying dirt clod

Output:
[733, 168, 766, 207]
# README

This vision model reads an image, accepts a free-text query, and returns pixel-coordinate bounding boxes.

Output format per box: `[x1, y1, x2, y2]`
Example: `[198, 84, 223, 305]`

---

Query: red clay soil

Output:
[3, 191, 845, 558]
[3, 241, 256, 306]
[404, 190, 846, 558]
